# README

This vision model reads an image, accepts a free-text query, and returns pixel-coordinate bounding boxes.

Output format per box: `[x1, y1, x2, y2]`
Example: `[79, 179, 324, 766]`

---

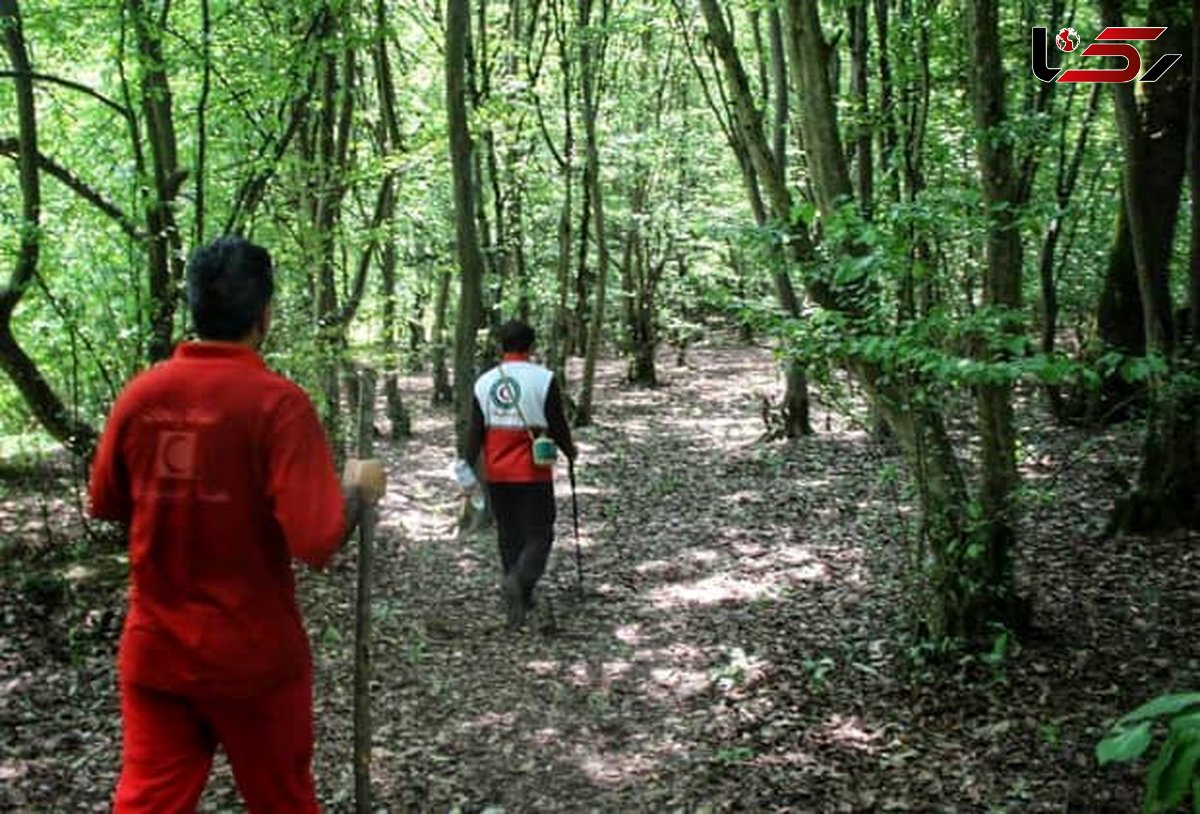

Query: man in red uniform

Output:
[461, 320, 577, 629]
[89, 236, 385, 812]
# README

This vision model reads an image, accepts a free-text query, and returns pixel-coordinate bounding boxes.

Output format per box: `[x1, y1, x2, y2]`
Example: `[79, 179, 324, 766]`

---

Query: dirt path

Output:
[3, 343, 1198, 811]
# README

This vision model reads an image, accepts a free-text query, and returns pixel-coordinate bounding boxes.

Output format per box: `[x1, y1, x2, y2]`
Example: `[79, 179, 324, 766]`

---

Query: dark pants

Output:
[490, 481, 556, 604]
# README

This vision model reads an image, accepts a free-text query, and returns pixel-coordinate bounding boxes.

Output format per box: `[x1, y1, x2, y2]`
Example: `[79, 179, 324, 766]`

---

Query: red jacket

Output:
[89, 342, 345, 698]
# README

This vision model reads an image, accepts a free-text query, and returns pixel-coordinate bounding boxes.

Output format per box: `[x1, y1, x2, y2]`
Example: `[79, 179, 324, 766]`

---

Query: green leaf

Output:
[1119, 694, 1200, 727]
[1145, 736, 1179, 812]
[1171, 713, 1200, 737]
[1097, 720, 1153, 765]
[1145, 731, 1200, 813]
[1152, 734, 1200, 812]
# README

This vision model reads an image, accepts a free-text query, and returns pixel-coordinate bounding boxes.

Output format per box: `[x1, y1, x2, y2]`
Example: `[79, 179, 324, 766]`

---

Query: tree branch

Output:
[0, 137, 142, 240]
[0, 69, 133, 121]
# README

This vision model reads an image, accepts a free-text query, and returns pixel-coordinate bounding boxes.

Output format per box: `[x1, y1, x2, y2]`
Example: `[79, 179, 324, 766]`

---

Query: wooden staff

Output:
[353, 367, 376, 814]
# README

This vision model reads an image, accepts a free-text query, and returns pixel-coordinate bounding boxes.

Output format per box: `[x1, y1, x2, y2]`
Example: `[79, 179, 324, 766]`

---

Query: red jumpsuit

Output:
[89, 342, 346, 813]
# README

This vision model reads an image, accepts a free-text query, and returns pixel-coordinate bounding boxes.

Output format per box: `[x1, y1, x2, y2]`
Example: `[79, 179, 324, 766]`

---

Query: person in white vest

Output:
[458, 320, 577, 629]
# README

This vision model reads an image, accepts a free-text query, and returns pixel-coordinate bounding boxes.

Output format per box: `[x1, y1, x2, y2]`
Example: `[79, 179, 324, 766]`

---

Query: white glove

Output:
[452, 459, 479, 490]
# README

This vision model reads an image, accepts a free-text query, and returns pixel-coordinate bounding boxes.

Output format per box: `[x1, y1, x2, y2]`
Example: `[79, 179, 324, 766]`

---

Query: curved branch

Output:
[0, 69, 132, 121]
[326, 176, 394, 330]
[0, 137, 142, 239]
[0, 0, 97, 457]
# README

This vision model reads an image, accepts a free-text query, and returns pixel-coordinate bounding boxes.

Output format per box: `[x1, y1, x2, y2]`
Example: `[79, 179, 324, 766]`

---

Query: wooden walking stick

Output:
[353, 368, 376, 814]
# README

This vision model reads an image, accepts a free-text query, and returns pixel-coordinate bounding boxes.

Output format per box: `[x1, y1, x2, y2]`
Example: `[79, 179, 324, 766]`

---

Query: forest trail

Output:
[2, 343, 1197, 812]
[308, 343, 901, 812]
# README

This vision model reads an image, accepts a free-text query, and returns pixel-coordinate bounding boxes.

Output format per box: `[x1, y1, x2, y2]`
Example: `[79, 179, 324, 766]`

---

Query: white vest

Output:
[474, 361, 553, 430]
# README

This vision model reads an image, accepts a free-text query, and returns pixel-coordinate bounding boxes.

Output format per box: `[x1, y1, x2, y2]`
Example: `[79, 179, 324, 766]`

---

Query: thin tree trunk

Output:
[849, 0, 872, 219]
[375, 2, 411, 439]
[546, 0, 575, 384]
[874, 0, 899, 204]
[448, 0, 487, 451]
[966, 0, 1022, 618]
[767, 2, 811, 437]
[127, 0, 185, 363]
[194, 0, 211, 244]
[693, 0, 812, 436]
[574, 0, 610, 427]
[1040, 85, 1101, 420]
[430, 262, 454, 405]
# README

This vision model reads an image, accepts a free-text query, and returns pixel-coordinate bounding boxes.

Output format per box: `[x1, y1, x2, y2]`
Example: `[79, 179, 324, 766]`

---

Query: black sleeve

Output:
[464, 396, 485, 466]
[544, 378, 578, 461]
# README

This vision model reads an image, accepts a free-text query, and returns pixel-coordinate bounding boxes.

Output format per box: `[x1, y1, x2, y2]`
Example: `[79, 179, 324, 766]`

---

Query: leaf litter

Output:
[1, 342, 1197, 811]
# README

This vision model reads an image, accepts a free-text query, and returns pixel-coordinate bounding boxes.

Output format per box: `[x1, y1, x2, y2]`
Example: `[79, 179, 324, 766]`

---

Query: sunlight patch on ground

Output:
[459, 711, 517, 733]
[575, 745, 660, 786]
[380, 461, 460, 540]
[665, 416, 760, 448]
[524, 659, 559, 678]
[453, 550, 481, 576]
[752, 748, 820, 768]
[522, 658, 633, 688]
[819, 714, 883, 753]
[614, 623, 645, 646]
[685, 549, 721, 567]
[647, 573, 777, 608]
[642, 646, 712, 702]
[612, 418, 656, 442]
[532, 727, 561, 747]
[645, 562, 837, 608]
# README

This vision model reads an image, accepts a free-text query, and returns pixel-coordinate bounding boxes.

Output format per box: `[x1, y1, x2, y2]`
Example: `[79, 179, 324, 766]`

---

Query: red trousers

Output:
[114, 673, 319, 813]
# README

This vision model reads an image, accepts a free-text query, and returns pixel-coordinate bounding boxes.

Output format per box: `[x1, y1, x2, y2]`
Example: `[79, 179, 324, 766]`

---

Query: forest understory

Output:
[2, 344, 1198, 812]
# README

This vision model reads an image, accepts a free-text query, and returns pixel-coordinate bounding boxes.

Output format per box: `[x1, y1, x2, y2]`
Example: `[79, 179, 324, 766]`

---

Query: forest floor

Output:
[2, 341, 1199, 812]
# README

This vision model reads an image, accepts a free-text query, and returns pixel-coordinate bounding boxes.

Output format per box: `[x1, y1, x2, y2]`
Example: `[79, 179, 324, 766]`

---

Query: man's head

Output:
[186, 236, 274, 344]
[496, 320, 536, 354]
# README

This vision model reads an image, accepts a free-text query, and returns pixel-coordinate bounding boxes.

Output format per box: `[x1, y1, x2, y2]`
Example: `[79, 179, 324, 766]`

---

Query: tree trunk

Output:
[295, 11, 353, 440]
[966, 0, 1022, 623]
[374, 1, 411, 440]
[695, 0, 812, 436]
[127, 0, 185, 364]
[430, 261, 454, 405]
[546, 0, 575, 385]
[848, 0, 872, 219]
[1094, 0, 1190, 425]
[447, 0, 486, 452]
[1040, 84, 1101, 420]
[874, 0, 900, 204]
[574, 0, 610, 427]
[783, 1, 852, 217]
[1109, 0, 1199, 532]
[0, 0, 97, 457]
[767, 3, 811, 437]
[379, 201, 411, 441]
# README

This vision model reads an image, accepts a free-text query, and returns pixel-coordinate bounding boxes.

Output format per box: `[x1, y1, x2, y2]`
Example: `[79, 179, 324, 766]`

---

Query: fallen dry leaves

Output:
[1, 343, 1197, 812]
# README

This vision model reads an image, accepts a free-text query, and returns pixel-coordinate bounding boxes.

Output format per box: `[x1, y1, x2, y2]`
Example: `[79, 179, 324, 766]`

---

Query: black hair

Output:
[186, 236, 274, 341]
[496, 319, 536, 353]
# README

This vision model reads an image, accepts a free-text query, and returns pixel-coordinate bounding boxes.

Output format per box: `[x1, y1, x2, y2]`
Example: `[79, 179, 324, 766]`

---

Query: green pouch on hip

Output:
[532, 436, 558, 468]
